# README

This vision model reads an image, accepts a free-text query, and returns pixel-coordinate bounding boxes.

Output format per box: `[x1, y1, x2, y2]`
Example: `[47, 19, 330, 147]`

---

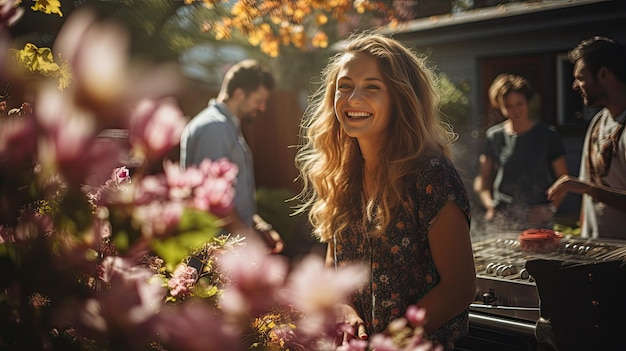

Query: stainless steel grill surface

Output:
[469, 234, 626, 336]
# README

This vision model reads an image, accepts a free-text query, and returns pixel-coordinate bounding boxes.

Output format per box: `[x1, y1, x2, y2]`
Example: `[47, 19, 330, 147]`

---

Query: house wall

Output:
[397, 2, 626, 124]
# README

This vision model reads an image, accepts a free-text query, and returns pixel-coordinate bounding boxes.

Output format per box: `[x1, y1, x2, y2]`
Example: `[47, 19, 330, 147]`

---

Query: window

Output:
[556, 53, 599, 125]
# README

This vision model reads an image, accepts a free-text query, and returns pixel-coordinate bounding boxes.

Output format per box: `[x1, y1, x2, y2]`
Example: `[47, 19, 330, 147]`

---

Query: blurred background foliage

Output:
[11, 0, 508, 253]
[11, 0, 522, 92]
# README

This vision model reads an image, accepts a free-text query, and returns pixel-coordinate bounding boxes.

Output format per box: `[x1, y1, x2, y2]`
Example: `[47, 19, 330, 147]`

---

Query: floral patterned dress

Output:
[333, 154, 471, 350]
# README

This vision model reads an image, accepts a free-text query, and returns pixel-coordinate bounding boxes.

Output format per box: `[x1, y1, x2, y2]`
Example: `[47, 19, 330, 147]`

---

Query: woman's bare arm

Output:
[417, 202, 476, 333]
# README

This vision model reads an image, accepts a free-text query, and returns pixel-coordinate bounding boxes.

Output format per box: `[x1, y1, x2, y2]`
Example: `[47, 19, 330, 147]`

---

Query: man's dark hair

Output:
[568, 36, 626, 83]
[219, 59, 275, 100]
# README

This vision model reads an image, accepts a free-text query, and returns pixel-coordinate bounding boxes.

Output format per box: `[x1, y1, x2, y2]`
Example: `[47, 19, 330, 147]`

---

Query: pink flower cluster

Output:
[155, 240, 440, 351]
[164, 158, 238, 216]
[86, 256, 169, 349]
[167, 263, 199, 298]
[129, 98, 185, 161]
[0, 5, 441, 351]
[85, 166, 132, 208]
[129, 158, 237, 238]
[217, 241, 368, 350]
[0, 6, 187, 188]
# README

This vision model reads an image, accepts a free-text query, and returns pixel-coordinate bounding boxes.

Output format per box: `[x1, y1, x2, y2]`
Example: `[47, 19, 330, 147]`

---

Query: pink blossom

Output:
[81, 256, 166, 348]
[100, 256, 132, 284]
[110, 166, 131, 187]
[269, 324, 298, 344]
[162, 159, 237, 216]
[335, 337, 369, 351]
[0, 113, 37, 167]
[35, 88, 124, 185]
[368, 334, 402, 351]
[272, 255, 366, 343]
[93, 216, 112, 240]
[35, 82, 98, 158]
[193, 159, 238, 216]
[133, 174, 169, 205]
[163, 160, 205, 200]
[200, 157, 239, 182]
[280, 255, 367, 345]
[99, 257, 166, 323]
[133, 201, 184, 238]
[128, 98, 186, 160]
[286, 255, 367, 313]
[405, 305, 427, 327]
[75, 137, 125, 187]
[155, 299, 241, 351]
[218, 241, 289, 318]
[53, 9, 183, 126]
[366, 310, 438, 351]
[167, 263, 198, 298]
[54, 9, 130, 115]
[14, 208, 54, 241]
[85, 168, 132, 208]
[192, 176, 234, 216]
[0, 0, 24, 29]
[405, 335, 440, 351]
[0, 225, 14, 244]
[292, 309, 339, 347]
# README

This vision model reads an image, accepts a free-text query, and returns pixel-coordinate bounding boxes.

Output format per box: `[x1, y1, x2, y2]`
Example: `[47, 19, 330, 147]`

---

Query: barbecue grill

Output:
[457, 233, 626, 351]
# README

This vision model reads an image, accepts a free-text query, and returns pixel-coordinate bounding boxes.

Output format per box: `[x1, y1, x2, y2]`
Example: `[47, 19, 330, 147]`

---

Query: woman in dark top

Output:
[474, 74, 568, 230]
[294, 32, 476, 350]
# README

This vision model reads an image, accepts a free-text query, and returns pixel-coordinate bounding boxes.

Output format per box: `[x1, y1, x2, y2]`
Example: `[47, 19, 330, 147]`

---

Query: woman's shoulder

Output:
[412, 154, 462, 183]
[411, 154, 470, 221]
[414, 153, 456, 169]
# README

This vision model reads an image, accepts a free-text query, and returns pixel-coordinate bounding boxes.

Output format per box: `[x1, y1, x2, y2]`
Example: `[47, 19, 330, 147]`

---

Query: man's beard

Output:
[241, 110, 261, 124]
[583, 91, 602, 107]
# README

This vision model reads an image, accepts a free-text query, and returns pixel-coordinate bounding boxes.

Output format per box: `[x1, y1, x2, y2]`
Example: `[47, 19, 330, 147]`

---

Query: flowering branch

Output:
[0, 3, 441, 351]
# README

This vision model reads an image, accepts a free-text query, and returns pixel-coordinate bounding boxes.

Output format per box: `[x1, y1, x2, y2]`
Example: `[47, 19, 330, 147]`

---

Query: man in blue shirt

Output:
[180, 59, 284, 253]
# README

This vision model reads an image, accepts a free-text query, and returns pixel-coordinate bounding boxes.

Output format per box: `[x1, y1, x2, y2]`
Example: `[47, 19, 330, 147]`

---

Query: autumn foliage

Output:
[186, 0, 410, 56]
[24, 0, 415, 58]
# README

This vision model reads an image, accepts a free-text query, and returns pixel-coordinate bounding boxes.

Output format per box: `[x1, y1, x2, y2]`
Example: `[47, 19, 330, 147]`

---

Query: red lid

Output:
[519, 229, 563, 241]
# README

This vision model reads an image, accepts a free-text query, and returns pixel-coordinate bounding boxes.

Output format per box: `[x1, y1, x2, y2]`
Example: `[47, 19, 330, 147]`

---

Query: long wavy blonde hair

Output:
[294, 32, 457, 242]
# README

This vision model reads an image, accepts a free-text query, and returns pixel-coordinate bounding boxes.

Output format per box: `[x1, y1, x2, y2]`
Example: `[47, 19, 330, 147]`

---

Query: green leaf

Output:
[177, 207, 221, 232]
[193, 284, 219, 299]
[151, 208, 222, 271]
[153, 229, 217, 272]
[113, 231, 130, 251]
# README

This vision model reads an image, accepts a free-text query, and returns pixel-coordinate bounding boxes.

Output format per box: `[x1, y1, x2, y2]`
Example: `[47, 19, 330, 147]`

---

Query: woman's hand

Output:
[334, 303, 368, 346]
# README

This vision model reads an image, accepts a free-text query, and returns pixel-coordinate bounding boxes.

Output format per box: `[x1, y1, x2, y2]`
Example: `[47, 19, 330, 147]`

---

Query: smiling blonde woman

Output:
[294, 32, 476, 350]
